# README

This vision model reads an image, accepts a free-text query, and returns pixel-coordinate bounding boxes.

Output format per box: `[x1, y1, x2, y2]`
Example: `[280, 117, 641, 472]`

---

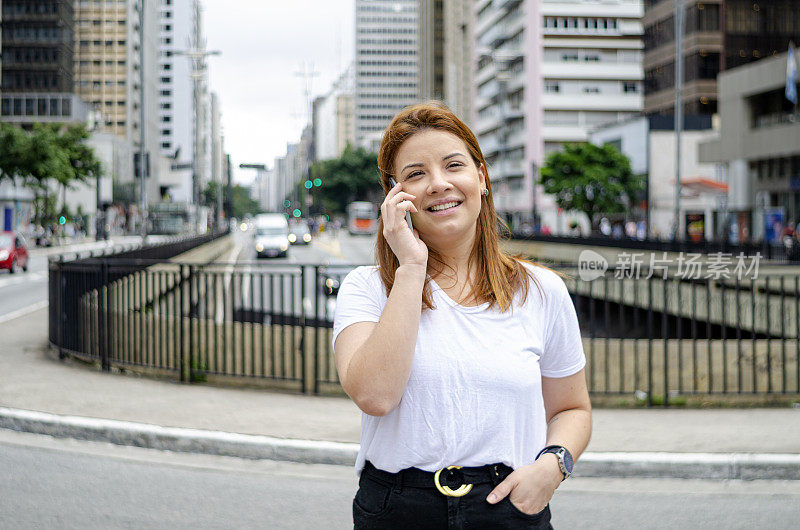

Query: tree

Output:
[539, 143, 643, 231]
[0, 123, 102, 227]
[308, 144, 381, 214]
[228, 184, 262, 219]
[0, 124, 27, 183]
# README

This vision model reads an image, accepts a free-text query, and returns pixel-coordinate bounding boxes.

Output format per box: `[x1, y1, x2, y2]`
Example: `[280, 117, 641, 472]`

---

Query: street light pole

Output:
[673, 0, 684, 241]
[174, 6, 220, 232]
[139, 0, 148, 242]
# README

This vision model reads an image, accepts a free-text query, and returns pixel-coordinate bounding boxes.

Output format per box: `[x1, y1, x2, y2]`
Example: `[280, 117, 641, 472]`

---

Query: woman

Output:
[333, 102, 591, 529]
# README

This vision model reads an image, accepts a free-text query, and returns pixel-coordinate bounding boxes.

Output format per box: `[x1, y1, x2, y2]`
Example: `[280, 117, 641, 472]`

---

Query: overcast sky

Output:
[203, 0, 355, 185]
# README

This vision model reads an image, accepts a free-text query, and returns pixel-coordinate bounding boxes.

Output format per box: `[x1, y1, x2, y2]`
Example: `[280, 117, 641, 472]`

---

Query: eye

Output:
[405, 171, 423, 180]
[447, 162, 464, 169]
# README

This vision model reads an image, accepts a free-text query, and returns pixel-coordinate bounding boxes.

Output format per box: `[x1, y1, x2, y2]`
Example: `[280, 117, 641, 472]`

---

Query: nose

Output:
[426, 167, 452, 195]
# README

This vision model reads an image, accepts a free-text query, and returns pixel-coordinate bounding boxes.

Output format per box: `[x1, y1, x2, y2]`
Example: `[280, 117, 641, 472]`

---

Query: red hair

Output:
[375, 101, 542, 312]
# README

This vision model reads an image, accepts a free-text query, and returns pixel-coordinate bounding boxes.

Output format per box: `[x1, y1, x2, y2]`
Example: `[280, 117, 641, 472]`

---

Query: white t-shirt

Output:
[332, 263, 586, 477]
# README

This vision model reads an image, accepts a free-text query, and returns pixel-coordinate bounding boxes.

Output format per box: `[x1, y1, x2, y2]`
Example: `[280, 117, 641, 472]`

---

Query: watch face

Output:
[562, 448, 574, 473]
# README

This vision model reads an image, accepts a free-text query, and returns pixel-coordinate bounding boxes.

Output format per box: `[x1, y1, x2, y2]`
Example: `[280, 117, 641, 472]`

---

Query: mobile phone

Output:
[389, 178, 414, 230]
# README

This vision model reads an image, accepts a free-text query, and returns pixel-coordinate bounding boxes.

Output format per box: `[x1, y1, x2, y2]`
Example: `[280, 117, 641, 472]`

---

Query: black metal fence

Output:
[508, 232, 799, 263]
[49, 258, 800, 405]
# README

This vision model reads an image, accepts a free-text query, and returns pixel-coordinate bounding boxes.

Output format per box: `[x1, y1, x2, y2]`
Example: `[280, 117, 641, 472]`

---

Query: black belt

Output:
[362, 460, 514, 497]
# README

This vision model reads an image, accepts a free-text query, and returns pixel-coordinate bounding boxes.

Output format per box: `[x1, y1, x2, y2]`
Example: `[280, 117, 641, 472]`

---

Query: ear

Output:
[478, 163, 487, 189]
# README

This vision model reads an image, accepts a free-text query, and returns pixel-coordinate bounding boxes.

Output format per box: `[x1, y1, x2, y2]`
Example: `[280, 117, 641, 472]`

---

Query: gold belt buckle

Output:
[434, 466, 473, 497]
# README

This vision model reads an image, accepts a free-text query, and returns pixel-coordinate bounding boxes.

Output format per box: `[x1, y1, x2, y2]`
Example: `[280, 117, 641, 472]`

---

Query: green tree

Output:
[0, 124, 27, 183]
[0, 123, 102, 226]
[229, 184, 262, 219]
[308, 144, 381, 214]
[539, 143, 642, 231]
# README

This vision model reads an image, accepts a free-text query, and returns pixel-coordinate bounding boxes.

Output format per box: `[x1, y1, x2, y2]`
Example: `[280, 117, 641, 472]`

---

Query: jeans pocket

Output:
[353, 476, 394, 518]
[504, 497, 548, 520]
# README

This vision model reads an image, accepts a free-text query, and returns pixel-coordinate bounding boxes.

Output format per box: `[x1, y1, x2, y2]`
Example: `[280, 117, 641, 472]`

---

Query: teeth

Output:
[430, 201, 460, 212]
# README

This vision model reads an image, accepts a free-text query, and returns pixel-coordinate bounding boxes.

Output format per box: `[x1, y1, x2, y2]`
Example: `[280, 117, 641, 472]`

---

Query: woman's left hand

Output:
[485, 456, 563, 515]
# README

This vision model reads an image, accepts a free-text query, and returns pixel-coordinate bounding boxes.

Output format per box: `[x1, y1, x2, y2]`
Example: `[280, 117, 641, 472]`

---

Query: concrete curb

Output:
[2, 407, 800, 480]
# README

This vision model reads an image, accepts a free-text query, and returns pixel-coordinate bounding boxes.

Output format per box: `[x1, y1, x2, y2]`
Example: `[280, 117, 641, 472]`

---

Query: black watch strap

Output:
[535, 445, 573, 480]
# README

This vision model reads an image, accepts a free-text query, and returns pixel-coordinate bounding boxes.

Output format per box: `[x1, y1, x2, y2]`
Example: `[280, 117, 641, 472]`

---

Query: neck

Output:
[426, 229, 477, 284]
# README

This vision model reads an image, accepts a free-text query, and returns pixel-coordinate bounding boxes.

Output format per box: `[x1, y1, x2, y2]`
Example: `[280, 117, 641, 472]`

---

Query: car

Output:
[0, 232, 29, 274]
[288, 221, 312, 245]
[254, 213, 290, 258]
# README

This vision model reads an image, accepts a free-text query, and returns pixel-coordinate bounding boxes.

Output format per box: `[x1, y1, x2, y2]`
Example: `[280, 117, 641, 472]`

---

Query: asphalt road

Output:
[0, 237, 145, 323]
[2, 429, 799, 529]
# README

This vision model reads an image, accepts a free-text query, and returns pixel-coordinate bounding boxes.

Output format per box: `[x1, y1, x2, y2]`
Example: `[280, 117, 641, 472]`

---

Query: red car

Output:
[0, 232, 29, 274]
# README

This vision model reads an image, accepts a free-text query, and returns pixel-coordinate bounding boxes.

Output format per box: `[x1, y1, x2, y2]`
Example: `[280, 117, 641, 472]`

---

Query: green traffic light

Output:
[313, 178, 322, 187]
[283, 199, 291, 208]
[58, 216, 66, 225]
[292, 209, 302, 218]
[304, 180, 312, 189]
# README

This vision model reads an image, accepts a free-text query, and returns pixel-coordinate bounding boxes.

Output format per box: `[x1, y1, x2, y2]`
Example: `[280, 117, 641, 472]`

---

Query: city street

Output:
[2, 428, 798, 529]
[0, 237, 145, 323]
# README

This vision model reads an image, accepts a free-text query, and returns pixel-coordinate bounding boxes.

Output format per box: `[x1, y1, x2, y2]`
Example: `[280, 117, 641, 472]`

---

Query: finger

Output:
[389, 191, 416, 205]
[398, 200, 418, 213]
[385, 181, 403, 199]
[487, 478, 516, 504]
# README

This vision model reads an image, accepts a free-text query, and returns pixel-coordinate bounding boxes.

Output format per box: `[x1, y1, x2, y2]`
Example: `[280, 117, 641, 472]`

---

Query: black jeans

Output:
[353, 461, 554, 529]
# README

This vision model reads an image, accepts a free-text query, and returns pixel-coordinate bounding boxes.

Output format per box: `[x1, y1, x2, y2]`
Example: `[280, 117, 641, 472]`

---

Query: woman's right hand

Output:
[381, 182, 428, 267]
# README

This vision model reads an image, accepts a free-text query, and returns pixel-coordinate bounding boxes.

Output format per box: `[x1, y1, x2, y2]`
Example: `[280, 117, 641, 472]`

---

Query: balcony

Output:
[495, 0, 522, 10]
[482, 22, 511, 48]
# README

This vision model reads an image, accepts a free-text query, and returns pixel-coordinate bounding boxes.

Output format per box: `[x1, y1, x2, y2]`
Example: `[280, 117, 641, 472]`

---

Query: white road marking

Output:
[0, 272, 46, 289]
[0, 300, 49, 324]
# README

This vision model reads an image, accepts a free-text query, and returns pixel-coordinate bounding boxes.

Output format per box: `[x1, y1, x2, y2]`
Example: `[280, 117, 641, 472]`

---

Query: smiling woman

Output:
[332, 102, 593, 528]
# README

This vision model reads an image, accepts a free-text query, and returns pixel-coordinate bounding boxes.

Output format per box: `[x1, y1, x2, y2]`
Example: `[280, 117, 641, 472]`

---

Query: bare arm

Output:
[334, 264, 426, 416]
[541, 369, 592, 462]
[486, 369, 592, 513]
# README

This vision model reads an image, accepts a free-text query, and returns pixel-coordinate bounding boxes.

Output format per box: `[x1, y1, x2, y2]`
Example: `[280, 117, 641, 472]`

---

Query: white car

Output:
[254, 213, 289, 258]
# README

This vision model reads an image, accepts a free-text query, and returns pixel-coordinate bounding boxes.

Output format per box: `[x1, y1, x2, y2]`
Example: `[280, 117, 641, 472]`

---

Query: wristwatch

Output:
[536, 445, 574, 481]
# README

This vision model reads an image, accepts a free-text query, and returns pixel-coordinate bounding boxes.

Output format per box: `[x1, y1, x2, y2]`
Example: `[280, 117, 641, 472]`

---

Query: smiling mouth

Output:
[427, 201, 462, 213]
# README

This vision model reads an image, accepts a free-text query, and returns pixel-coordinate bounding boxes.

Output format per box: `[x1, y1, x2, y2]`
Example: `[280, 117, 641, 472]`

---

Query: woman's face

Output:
[393, 129, 486, 245]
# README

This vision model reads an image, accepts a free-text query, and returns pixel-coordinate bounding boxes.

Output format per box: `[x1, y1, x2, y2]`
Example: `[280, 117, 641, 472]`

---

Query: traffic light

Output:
[313, 178, 322, 187]
[304, 180, 313, 189]
[283, 199, 291, 208]
[292, 209, 302, 218]
[58, 216, 66, 225]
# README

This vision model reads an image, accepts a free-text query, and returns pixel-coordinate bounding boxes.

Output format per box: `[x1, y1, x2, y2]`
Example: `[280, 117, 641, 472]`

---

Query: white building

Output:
[354, 0, 420, 150]
[313, 65, 355, 162]
[474, 0, 643, 230]
[157, 0, 213, 204]
[591, 115, 722, 240]
[157, 0, 194, 202]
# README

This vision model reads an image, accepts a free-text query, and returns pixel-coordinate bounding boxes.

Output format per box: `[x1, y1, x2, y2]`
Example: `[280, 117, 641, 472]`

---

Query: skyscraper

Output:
[1, 0, 89, 125]
[354, 0, 420, 150]
[644, 0, 800, 117]
[72, 0, 161, 194]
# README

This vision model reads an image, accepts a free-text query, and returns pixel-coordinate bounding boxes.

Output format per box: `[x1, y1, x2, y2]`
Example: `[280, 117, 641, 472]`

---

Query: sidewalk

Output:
[2, 308, 800, 479]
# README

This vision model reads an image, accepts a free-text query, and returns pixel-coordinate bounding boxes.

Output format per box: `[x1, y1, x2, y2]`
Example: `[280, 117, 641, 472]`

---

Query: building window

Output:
[583, 86, 600, 94]
[623, 82, 638, 93]
[544, 81, 560, 93]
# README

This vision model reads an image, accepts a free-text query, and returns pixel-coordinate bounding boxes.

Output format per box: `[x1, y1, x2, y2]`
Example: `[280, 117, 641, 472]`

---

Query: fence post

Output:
[100, 260, 110, 372]
[300, 266, 310, 394]
[57, 256, 65, 360]
[179, 264, 187, 383]
[188, 265, 195, 383]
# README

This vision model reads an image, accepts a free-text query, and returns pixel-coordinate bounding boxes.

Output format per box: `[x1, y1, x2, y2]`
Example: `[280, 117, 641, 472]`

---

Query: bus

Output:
[347, 201, 378, 235]
[149, 202, 208, 235]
